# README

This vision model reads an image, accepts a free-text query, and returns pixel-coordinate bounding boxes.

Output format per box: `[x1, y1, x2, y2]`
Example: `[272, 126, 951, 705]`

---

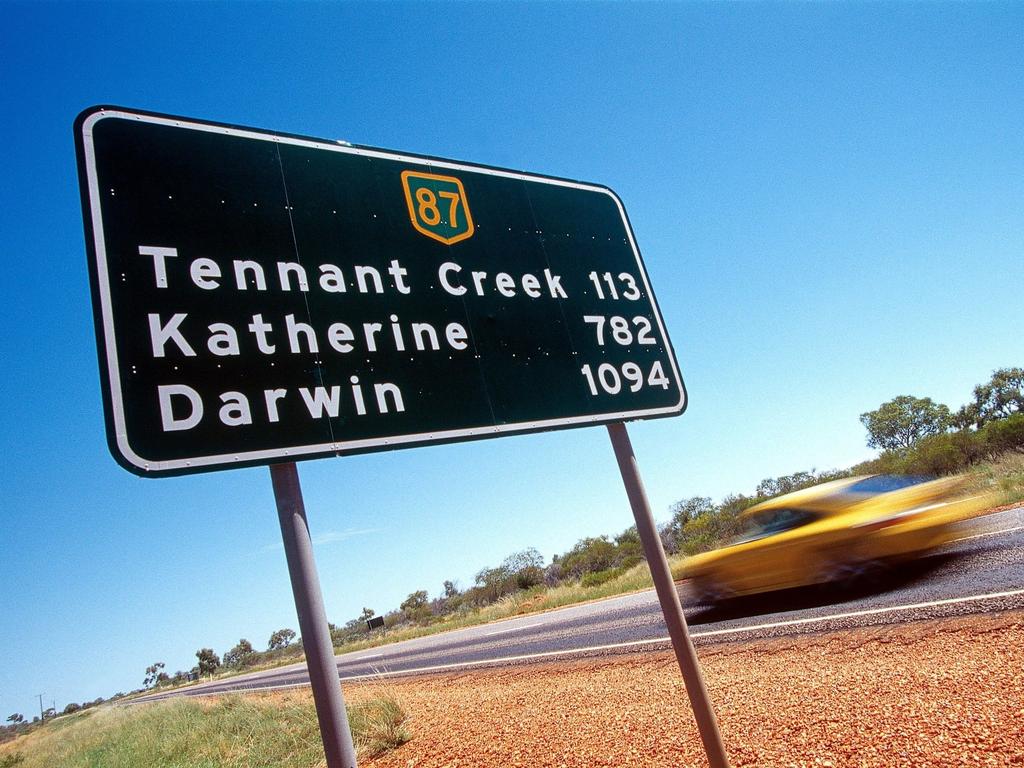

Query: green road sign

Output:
[75, 106, 686, 476]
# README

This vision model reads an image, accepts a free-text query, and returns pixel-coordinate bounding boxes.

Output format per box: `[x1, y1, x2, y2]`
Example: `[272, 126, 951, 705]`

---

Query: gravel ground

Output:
[344, 610, 1024, 768]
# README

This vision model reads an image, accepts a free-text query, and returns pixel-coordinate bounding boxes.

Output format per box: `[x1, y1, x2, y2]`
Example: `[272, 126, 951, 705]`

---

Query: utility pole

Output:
[37, 693, 44, 721]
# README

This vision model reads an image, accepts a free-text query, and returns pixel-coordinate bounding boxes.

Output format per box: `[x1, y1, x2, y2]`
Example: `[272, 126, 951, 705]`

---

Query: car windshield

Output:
[732, 508, 819, 545]
[843, 475, 934, 495]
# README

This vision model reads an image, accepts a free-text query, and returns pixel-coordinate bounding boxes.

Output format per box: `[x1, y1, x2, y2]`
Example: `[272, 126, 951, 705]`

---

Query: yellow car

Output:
[684, 474, 995, 604]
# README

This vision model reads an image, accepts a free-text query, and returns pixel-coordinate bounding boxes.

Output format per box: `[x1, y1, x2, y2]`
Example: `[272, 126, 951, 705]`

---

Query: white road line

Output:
[134, 586, 1024, 700]
[353, 653, 383, 661]
[951, 525, 1024, 544]
[484, 622, 543, 637]
[689, 587, 1024, 638]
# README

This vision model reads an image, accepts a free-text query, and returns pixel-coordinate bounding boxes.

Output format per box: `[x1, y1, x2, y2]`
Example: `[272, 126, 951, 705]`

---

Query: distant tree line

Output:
[2, 694, 110, 744]
[138, 627, 303, 695]
[92, 365, 1020, 703]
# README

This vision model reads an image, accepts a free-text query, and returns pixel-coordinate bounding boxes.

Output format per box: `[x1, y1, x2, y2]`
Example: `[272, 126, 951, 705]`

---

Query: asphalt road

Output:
[138, 504, 1024, 702]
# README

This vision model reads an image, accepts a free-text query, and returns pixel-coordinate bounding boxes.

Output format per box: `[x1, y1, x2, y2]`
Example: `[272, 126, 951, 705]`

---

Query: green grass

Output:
[0, 691, 408, 768]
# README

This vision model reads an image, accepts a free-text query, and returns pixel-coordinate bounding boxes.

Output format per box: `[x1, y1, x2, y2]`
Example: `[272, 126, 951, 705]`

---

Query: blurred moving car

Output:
[684, 474, 995, 605]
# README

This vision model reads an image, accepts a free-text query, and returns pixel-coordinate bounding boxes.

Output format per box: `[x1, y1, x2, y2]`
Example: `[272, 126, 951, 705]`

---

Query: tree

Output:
[223, 638, 255, 668]
[756, 468, 849, 499]
[267, 628, 296, 651]
[958, 368, 1024, 428]
[502, 548, 545, 589]
[6, 714, 24, 725]
[982, 413, 1024, 453]
[143, 661, 166, 688]
[662, 497, 715, 552]
[472, 565, 515, 604]
[442, 581, 459, 599]
[559, 536, 617, 579]
[359, 607, 376, 621]
[669, 497, 715, 526]
[612, 526, 643, 566]
[62, 703, 81, 715]
[399, 590, 430, 622]
[756, 471, 815, 499]
[195, 648, 221, 676]
[400, 590, 428, 613]
[860, 395, 951, 451]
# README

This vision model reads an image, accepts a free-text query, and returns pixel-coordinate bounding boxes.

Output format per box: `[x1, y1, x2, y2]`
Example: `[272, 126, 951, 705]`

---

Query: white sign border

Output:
[79, 107, 686, 475]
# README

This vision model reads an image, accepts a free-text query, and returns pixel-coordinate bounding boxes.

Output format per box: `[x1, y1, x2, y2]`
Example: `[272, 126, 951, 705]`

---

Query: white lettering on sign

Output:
[300, 386, 341, 418]
[438, 262, 466, 296]
[138, 245, 178, 288]
[158, 384, 203, 430]
[234, 260, 266, 291]
[145, 250, 416, 297]
[156, 379, 407, 432]
[130, 243, 662, 438]
[126, 241, 667, 444]
[436, 262, 567, 298]
[191, 258, 221, 289]
[278, 262, 309, 292]
[149, 313, 196, 357]
[146, 310, 471, 358]
[219, 392, 252, 426]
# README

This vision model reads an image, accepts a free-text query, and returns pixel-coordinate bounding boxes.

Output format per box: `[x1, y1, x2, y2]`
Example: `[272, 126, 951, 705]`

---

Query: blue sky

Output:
[1, 2, 1021, 719]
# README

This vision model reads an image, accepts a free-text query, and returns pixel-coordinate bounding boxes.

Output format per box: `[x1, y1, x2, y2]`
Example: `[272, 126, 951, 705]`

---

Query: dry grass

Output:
[967, 451, 1024, 507]
[0, 689, 408, 768]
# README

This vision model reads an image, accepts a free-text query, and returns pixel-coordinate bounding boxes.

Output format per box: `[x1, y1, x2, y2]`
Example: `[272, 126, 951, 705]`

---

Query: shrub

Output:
[618, 555, 643, 570]
[907, 432, 973, 475]
[580, 567, 625, 588]
[559, 536, 617, 579]
[349, 693, 410, 759]
[982, 413, 1024, 454]
[223, 639, 256, 669]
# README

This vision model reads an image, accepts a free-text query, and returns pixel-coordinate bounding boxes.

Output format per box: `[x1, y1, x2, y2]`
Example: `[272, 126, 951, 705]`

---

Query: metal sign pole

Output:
[271, 462, 358, 768]
[606, 423, 730, 768]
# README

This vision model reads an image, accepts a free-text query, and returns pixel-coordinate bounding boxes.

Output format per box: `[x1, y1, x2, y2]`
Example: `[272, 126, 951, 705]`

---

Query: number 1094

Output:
[580, 361, 671, 396]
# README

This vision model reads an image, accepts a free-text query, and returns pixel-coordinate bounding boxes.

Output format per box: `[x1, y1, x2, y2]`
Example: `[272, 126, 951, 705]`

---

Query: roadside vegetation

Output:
[10, 367, 1018, 717]
[0, 690, 408, 768]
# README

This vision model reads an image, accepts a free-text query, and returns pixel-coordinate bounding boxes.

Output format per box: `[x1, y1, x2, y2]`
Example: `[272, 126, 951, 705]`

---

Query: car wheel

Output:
[689, 577, 729, 607]
[819, 557, 886, 593]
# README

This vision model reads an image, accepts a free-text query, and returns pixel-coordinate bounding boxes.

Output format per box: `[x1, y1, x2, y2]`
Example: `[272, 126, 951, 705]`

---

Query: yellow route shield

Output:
[401, 170, 474, 245]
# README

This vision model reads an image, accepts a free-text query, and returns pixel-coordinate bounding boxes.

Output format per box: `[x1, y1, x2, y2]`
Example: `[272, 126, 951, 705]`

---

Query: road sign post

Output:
[272, 462, 358, 768]
[607, 422, 731, 768]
